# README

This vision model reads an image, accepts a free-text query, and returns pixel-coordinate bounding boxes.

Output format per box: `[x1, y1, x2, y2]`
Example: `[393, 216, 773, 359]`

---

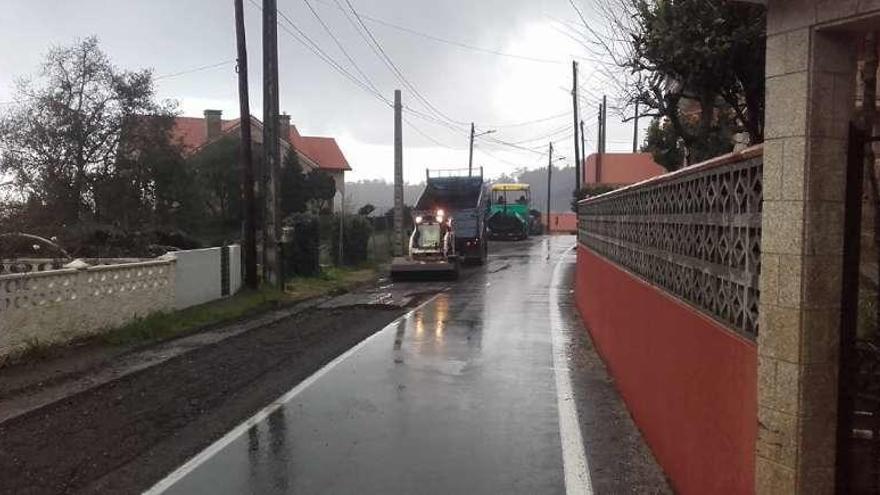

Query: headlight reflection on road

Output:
[434, 293, 449, 343]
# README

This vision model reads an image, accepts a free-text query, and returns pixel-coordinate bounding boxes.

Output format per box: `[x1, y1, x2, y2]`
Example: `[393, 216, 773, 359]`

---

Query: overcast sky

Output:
[0, 0, 643, 183]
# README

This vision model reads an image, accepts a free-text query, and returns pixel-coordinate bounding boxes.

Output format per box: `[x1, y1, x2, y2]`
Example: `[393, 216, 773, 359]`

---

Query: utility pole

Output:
[633, 101, 639, 153]
[234, 0, 257, 290]
[262, 0, 281, 289]
[546, 142, 553, 235]
[601, 94, 607, 154]
[571, 61, 581, 191]
[393, 89, 404, 257]
[468, 122, 475, 176]
[468, 123, 494, 176]
[338, 188, 344, 265]
[580, 119, 586, 185]
[596, 103, 603, 184]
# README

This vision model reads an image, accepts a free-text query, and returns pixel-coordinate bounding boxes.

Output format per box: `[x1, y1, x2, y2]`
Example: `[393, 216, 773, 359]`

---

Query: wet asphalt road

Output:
[153, 236, 579, 495]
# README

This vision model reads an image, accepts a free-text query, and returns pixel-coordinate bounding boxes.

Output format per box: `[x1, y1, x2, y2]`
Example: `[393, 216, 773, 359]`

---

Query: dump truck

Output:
[390, 168, 488, 280]
[487, 183, 533, 240]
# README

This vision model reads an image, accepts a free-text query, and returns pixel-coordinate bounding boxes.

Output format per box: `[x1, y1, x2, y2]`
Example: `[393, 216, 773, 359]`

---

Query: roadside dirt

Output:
[0, 305, 408, 495]
[559, 268, 674, 494]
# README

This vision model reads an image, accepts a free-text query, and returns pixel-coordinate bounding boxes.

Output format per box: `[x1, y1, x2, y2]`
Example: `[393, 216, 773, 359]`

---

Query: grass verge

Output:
[103, 265, 379, 347]
[284, 265, 378, 300]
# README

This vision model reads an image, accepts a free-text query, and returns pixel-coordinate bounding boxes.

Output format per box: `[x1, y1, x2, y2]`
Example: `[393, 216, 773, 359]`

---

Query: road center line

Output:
[550, 247, 593, 495]
[143, 292, 443, 495]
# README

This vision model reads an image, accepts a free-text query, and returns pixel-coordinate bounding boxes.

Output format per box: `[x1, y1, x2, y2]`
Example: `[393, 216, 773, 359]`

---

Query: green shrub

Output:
[331, 214, 373, 266]
[283, 212, 320, 277]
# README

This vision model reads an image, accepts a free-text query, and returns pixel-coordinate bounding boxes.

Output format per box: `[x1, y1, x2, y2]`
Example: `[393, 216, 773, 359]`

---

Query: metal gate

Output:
[838, 122, 880, 494]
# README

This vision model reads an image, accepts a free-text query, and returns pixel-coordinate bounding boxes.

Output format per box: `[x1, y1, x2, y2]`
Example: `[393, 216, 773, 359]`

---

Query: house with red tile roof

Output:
[172, 110, 351, 210]
[582, 152, 666, 187]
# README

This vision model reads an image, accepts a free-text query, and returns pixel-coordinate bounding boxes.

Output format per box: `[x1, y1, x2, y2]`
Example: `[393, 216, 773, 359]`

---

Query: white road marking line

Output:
[550, 248, 593, 495]
[143, 293, 443, 495]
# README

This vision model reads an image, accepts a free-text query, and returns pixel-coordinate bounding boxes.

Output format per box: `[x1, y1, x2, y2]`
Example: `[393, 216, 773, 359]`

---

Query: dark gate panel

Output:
[838, 123, 880, 494]
[221, 245, 230, 297]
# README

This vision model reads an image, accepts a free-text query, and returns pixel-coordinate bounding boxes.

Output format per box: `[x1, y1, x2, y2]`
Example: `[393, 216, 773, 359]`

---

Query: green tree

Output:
[187, 136, 241, 233]
[305, 169, 336, 214]
[357, 203, 375, 216]
[280, 150, 308, 217]
[0, 37, 182, 227]
[589, 0, 765, 169]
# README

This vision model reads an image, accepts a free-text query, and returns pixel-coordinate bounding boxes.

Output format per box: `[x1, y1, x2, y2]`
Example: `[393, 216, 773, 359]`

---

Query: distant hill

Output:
[345, 166, 579, 215]
[344, 180, 424, 215]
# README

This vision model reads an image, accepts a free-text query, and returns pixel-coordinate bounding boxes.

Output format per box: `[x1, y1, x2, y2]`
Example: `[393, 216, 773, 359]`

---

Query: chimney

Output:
[279, 113, 291, 143]
[204, 109, 223, 139]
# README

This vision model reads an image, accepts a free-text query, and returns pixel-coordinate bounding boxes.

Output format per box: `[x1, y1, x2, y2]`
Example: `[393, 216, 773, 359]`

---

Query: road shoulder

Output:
[559, 260, 674, 494]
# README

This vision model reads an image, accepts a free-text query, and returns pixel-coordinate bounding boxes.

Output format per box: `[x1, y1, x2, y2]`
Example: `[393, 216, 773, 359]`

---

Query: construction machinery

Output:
[487, 183, 533, 240]
[390, 169, 487, 280]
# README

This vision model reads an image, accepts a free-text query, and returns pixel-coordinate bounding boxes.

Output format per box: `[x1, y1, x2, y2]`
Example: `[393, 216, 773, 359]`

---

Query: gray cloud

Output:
[0, 0, 643, 181]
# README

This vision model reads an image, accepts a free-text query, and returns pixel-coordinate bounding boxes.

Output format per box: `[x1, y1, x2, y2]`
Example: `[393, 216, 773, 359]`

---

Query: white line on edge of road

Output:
[550, 247, 593, 495]
[143, 292, 444, 495]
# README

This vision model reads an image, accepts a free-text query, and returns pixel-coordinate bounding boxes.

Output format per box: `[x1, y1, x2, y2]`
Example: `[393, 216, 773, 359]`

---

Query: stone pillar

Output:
[757, 4, 858, 493]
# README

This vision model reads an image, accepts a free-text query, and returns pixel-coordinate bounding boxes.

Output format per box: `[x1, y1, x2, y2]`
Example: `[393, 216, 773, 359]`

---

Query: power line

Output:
[250, 0, 391, 107]
[300, 0, 382, 95]
[490, 111, 571, 128]
[154, 59, 236, 81]
[340, 0, 468, 128]
[313, 0, 566, 65]
[248, 0, 554, 165]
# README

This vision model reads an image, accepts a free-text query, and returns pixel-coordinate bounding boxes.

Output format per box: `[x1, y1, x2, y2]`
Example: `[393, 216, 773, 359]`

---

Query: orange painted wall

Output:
[545, 213, 577, 233]
[574, 245, 757, 494]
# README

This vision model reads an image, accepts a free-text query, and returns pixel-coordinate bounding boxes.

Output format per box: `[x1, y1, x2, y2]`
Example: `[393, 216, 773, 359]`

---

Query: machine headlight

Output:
[415, 215, 423, 224]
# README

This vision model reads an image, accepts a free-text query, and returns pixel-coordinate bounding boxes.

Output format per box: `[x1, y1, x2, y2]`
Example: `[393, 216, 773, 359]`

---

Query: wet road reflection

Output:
[161, 236, 576, 495]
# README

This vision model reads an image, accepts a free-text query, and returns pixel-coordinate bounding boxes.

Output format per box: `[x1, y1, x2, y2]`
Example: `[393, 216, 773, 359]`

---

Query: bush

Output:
[283, 213, 320, 277]
[331, 214, 373, 266]
[570, 185, 618, 212]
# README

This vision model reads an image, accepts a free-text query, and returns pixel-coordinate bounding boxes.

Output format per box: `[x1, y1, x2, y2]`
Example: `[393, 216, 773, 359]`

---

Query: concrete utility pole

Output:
[338, 188, 344, 265]
[468, 122, 475, 176]
[571, 61, 581, 191]
[468, 123, 495, 176]
[596, 103, 603, 184]
[580, 119, 586, 186]
[601, 94, 607, 154]
[632, 101, 640, 153]
[234, 0, 257, 290]
[262, 0, 282, 288]
[546, 142, 553, 235]
[393, 90, 404, 257]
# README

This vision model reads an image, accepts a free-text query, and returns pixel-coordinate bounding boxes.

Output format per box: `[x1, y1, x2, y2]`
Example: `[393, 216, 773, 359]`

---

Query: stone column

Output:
[757, 4, 858, 493]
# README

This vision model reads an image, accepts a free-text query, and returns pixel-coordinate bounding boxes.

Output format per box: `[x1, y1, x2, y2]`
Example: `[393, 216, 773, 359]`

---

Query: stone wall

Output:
[0, 259, 175, 359]
[578, 146, 764, 338]
[575, 146, 762, 494]
[0, 244, 244, 360]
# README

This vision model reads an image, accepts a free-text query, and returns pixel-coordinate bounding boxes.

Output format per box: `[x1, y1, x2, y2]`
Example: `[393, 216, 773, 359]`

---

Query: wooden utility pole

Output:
[571, 61, 581, 191]
[234, 0, 257, 290]
[633, 101, 640, 153]
[393, 89, 404, 256]
[546, 142, 553, 235]
[262, 0, 281, 288]
[468, 122, 475, 176]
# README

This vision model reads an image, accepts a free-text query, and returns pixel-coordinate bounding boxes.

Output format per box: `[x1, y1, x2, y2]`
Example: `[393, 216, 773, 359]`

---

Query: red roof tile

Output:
[171, 116, 238, 153]
[170, 115, 350, 172]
